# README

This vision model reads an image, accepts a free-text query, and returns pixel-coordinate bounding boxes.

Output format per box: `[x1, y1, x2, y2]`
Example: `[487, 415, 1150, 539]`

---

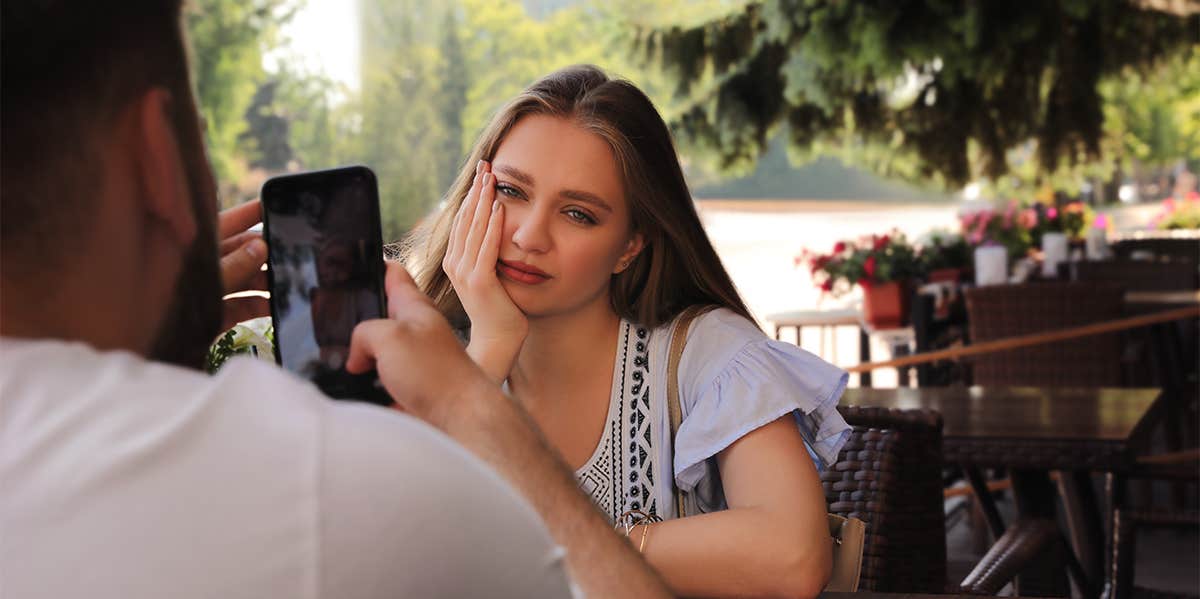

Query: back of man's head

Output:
[1, 0, 192, 277]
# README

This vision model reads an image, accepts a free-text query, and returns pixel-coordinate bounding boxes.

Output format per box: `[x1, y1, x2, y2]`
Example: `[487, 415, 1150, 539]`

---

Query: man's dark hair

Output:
[1, 1, 191, 274]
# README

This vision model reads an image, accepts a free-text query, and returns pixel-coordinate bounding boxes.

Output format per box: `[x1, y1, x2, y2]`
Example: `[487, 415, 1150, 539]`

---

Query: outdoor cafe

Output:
[5, 0, 1198, 598]
[768, 215, 1199, 597]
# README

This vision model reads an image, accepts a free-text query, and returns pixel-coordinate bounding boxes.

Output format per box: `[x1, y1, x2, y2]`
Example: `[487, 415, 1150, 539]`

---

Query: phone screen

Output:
[261, 166, 390, 405]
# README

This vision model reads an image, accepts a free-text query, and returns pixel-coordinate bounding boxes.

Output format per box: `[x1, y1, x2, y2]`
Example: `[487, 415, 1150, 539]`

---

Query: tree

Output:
[437, 8, 469, 191]
[186, 0, 295, 204]
[359, 0, 449, 240]
[638, 0, 1199, 188]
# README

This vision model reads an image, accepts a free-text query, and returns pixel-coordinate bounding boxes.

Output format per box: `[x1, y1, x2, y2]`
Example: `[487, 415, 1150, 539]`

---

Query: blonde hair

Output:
[402, 65, 751, 329]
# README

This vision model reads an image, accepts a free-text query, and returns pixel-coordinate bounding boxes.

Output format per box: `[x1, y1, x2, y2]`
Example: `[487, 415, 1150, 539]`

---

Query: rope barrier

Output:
[845, 305, 1200, 374]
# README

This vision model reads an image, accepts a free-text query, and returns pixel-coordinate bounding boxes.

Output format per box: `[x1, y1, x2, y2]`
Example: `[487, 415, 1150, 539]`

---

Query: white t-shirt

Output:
[0, 338, 573, 598]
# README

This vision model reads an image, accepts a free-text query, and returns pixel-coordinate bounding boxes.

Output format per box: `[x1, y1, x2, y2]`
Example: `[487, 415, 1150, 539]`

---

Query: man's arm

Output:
[346, 264, 670, 599]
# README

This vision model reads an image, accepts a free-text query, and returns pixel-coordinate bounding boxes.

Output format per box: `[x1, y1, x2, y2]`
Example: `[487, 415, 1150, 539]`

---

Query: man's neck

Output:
[0, 269, 143, 355]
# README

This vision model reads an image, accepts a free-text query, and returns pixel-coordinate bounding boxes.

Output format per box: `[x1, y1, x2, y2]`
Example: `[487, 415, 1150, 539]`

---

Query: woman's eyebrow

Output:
[495, 164, 534, 186]
[561, 189, 613, 213]
[494, 163, 613, 213]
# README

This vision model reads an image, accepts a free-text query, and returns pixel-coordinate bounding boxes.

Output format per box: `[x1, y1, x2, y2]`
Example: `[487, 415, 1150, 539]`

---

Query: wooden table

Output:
[821, 594, 1023, 599]
[842, 386, 1165, 597]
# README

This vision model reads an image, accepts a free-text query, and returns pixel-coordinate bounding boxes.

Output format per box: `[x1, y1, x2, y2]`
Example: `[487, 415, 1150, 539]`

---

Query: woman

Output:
[404, 65, 850, 598]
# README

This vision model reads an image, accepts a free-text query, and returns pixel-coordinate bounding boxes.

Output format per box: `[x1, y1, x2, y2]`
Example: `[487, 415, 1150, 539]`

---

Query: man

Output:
[0, 2, 668, 597]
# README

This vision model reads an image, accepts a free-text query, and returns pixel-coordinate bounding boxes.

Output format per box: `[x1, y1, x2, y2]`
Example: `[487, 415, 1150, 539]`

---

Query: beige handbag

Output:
[665, 306, 865, 592]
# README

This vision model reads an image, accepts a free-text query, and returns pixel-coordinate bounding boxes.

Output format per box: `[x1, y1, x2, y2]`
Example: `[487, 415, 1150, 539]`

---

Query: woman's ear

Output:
[613, 233, 646, 274]
[135, 87, 196, 248]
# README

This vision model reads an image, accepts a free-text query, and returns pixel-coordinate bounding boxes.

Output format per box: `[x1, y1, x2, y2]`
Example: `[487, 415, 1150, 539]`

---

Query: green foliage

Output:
[186, 0, 294, 204]
[918, 232, 971, 272]
[639, 0, 1199, 188]
[437, 9, 469, 191]
[205, 329, 238, 373]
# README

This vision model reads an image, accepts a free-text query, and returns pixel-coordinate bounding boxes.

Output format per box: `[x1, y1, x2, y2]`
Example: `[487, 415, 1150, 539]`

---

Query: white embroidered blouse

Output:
[574, 308, 851, 523]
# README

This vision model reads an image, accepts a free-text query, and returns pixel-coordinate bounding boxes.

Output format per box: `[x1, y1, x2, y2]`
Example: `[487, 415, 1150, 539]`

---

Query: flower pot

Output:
[861, 280, 911, 329]
[928, 267, 964, 285]
[1041, 232, 1068, 278]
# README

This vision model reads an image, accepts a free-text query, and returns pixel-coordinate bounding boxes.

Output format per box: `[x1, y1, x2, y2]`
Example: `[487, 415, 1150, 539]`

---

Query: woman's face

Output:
[489, 115, 643, 319]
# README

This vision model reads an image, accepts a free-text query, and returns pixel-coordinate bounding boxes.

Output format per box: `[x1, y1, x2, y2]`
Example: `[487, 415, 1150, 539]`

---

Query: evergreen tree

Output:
[639, 0, 1199, 188]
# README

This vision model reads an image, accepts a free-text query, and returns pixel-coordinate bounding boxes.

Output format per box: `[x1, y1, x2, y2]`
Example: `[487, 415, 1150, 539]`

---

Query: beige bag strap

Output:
[825, 513, 865, 591]
[666, 305, 715, 518]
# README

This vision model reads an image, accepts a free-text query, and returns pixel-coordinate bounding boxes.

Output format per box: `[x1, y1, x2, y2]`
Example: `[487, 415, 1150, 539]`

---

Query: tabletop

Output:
[841, 386, 1164, 470]
[821, 594, 1018, 599]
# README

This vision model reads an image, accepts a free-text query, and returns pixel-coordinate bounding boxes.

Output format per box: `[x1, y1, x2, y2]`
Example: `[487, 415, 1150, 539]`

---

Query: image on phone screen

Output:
[261, 166, 388, 404]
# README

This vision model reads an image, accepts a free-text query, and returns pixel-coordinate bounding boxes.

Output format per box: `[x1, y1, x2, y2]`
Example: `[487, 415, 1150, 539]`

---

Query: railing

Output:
[845, 306, 1200, 374]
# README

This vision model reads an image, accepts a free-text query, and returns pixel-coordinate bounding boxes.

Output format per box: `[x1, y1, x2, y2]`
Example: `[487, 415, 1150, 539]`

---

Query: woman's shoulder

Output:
[660, 307, 767, 379]
[665, 306, 846, 399]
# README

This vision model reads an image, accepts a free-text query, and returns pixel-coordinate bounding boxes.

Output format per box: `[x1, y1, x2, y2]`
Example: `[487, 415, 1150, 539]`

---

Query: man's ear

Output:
[135, 88, 196, 248]
[613, 232, 646, 274]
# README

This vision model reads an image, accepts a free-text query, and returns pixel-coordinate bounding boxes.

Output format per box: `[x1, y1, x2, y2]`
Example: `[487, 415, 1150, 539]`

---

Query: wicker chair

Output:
[825, 406, 946, 592]
[1071, 260, 1200, 292]
[964, 282, 1126, 387]
[1109, 452, 1200, 599]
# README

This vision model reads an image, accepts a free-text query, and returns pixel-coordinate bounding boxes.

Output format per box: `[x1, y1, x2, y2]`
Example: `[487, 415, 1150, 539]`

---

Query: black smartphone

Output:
[260, 166, 391, 406]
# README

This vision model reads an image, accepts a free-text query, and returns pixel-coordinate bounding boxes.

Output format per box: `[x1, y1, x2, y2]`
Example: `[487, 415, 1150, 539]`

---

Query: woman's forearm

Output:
[641, 507, 831, 599]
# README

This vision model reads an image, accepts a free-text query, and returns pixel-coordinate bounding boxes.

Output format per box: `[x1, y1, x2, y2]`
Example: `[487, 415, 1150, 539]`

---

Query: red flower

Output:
[873, 235, 890, 251]
[864, 255, 877, 278]
[821, 279, 834, 292]
[833, 241, 847, 254]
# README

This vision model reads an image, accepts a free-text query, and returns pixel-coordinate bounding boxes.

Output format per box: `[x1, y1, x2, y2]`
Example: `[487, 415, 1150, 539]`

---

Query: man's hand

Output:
[346, 262, 497, 428]
[218, 200, 269, 330]
[346, 264, 672, 599]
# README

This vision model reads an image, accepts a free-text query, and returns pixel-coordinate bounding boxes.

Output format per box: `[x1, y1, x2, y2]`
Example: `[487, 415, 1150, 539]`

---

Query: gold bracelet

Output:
[615, 509, 650, 537]
[638, 522, 651, 553]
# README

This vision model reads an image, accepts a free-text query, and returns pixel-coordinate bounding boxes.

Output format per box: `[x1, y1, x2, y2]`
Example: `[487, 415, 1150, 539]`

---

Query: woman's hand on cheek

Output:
[442, 161, 528, 382]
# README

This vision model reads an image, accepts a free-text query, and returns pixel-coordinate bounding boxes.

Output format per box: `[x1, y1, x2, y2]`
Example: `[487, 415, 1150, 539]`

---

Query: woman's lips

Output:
[497, 260, 551, 285]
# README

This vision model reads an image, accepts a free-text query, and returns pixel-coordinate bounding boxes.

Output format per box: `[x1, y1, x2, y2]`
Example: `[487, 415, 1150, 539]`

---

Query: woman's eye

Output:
[565, 208, 596, 225]
[495, 183, 523, 199]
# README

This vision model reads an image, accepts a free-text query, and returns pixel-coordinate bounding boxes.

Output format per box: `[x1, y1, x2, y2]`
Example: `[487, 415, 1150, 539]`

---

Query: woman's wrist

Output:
[466, 333, 525, 382]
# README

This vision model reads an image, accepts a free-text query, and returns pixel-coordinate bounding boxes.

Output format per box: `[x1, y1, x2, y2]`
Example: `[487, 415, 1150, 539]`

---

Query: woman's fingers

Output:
[461, 171, 495, 266]
[445, 161, 486, 271]
[475, 200, 504, 273]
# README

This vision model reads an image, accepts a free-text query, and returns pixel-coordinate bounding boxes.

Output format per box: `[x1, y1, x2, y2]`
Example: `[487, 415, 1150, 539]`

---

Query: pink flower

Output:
[1094, 214, 1109, 229]
[973, 212, 992, 240]
[1047, 207, 1058, 219]
[1019, 209, 1038, 230]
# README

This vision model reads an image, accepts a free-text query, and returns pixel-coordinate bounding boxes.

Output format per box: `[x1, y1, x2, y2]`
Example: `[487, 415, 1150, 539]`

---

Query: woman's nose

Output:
[509, 205, 552, 253]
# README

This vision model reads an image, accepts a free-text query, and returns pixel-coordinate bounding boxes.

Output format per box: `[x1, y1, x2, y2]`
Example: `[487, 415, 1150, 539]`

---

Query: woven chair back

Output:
[1073, 260, 1199, 292]
[965, 282, 1124, 387]
[822, 406, 946, 592]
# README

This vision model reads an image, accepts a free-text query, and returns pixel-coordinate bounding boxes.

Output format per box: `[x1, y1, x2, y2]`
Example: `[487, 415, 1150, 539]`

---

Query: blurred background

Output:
[186, 0, 1198, 372]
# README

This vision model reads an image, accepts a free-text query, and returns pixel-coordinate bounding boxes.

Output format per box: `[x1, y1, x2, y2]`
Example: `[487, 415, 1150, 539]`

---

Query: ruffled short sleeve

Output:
[672, 317, 850, 493]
